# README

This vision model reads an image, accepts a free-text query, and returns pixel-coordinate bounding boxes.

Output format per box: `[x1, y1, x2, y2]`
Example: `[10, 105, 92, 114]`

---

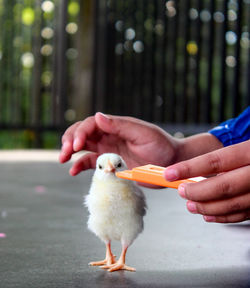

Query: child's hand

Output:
[59, 113, 178, 176]
[164, 140, 250, 223]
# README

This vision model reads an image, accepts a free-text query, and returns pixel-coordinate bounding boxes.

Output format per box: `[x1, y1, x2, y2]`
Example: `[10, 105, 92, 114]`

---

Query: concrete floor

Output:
[0, 153, 250, 288]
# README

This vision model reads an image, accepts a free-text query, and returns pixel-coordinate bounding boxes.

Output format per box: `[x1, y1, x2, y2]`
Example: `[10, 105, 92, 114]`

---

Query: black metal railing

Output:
[92, 0, 250, 132]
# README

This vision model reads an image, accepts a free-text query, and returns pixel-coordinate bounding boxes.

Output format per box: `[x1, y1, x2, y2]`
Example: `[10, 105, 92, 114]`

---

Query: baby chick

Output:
[84, 153, 146, 272]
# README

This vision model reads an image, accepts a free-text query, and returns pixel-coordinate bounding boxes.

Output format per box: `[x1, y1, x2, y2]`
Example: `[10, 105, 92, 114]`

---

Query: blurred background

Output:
[0, 0, 249, 149]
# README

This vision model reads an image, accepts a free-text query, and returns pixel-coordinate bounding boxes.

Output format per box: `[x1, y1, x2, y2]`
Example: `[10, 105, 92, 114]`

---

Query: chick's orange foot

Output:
[89, 242, 116, 266]
[89, 260, 109, 266]
[101, 262, 136, 272]
[89, 255, 116, 267]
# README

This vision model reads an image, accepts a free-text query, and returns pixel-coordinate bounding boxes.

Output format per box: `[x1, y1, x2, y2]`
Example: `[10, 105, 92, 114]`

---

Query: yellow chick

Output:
[84, 153, 147, 272]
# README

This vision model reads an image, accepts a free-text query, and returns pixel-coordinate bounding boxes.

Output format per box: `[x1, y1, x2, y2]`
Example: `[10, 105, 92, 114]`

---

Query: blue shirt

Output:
[209, 106, 250, 146]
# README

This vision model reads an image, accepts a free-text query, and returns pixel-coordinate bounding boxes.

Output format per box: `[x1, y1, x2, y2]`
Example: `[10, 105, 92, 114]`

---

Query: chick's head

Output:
[94, 153, 127, 180]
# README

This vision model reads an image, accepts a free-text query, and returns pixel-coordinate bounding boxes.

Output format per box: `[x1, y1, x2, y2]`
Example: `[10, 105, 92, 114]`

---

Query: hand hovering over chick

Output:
[59, 112, 250, 224]
[164, 140, 250, 223]
[59, 112, 222, 181]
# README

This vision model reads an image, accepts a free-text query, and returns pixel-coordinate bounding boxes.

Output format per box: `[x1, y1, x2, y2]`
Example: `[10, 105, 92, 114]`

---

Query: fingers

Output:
[59, 116, 101, 163]
[186, 191, 250, 216]
[203, 211, 250, 223]
[69, 116, 100, 152]
[69, 153, 99, 176]
[178, 165, 250, 202]
[94, 112, 159, 145]
[178, 165, 250, 223]
[59, 113, 149, 164]
[59, 141, 74, 163]
[61, 121, 82, 146]
[59, 112, 162, 165]
[59, 122, 82, 163]
[164, 140, 250, 181]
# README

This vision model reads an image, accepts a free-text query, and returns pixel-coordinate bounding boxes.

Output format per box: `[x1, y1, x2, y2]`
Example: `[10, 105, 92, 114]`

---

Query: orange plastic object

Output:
[116, 164, 205, 189]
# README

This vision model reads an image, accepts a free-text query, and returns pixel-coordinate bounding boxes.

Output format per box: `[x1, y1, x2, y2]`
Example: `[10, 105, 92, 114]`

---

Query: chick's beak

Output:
[104, 160, 116, 173]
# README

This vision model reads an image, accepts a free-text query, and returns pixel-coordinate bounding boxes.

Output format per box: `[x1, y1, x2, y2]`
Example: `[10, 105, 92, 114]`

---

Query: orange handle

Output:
[116, 164, 205, 188]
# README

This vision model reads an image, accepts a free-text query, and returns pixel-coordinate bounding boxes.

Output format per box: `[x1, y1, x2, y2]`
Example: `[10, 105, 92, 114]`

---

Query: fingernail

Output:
[203, 216, 216, 222]
[178, 184, 186, 198]
[73, 138, 81, 151]
[98, 112, 111, 121]
[187, 201, 197, 214]
[164, 168, 179, 181]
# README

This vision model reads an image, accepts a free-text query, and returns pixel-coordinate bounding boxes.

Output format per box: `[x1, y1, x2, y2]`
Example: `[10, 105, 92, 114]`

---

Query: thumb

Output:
[95, 112, 153, 144]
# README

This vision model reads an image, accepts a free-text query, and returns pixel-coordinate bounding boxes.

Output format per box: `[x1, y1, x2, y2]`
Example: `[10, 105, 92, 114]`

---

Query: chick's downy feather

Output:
[84, 153, 146, 246]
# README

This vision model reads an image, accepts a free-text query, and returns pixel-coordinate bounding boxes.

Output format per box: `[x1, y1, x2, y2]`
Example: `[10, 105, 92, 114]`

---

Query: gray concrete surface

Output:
[0, 161, 250, 288]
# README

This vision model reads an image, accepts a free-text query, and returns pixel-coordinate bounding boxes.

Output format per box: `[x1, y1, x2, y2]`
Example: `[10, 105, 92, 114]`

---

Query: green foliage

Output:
[0, 0, 80, 149]
[0, 131, 60, 149]
[68, 1, 80, 16]
[43, 132, 60, 149]
[0, 131, 34, 149]
[22, 7, 35, 26]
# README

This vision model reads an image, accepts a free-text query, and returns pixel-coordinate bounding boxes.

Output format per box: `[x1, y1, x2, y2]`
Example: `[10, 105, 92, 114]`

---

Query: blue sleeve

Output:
[208, 106, 250, 147]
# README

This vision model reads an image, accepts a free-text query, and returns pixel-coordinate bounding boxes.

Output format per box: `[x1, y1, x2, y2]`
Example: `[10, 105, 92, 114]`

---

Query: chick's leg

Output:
[102, 244, 136, 272]
[89, 242, 116, 266]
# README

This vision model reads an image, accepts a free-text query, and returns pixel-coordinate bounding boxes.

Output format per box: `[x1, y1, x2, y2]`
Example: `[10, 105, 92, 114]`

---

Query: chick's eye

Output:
[98, 164, 103, 169]
[116, 162, 122, 168]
